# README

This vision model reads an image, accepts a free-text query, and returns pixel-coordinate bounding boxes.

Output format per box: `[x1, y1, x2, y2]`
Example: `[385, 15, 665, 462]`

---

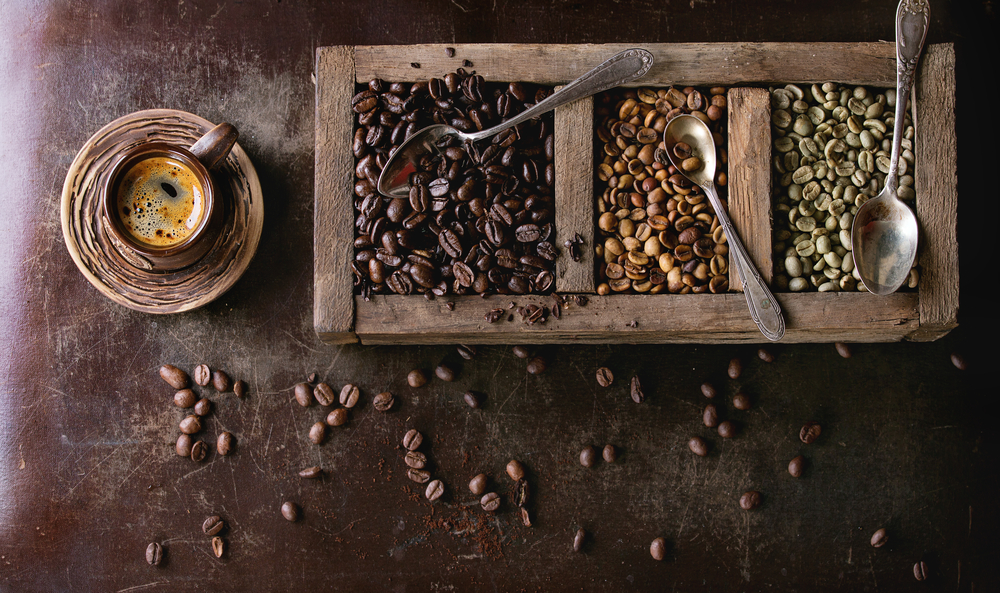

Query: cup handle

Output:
[189, 122, 239, 170]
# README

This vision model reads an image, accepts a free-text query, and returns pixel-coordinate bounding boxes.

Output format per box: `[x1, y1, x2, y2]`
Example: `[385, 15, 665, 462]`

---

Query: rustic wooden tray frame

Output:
[315, 43, 957, 345]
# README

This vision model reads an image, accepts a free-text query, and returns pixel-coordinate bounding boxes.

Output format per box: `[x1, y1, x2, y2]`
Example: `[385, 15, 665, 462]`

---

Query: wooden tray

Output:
[314, 43, 957, 344]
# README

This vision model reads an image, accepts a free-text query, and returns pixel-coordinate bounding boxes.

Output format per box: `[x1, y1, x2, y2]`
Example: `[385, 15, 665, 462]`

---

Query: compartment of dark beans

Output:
[352, 69, 557, 298]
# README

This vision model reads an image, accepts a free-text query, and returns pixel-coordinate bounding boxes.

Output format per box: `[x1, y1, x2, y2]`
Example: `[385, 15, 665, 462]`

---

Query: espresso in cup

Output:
[116, 155, 207, 248]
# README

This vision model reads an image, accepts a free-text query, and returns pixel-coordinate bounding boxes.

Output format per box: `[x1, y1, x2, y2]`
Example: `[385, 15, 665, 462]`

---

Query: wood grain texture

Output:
[910, 43, 959, 341]
[727, 87, 774, 292]
[355, 43, 896, 86]
[314, 46, 359, 344]
[554, 95, 594, 292]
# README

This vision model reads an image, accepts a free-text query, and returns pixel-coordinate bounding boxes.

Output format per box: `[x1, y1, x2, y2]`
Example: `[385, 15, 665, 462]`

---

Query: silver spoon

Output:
[850, 0, 929, 295]
[376, 48, 654, 198]
[663, 114, 785, 341]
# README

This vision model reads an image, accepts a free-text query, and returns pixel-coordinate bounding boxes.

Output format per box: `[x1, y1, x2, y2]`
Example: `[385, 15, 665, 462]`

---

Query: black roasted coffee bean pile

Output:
[352, 70, 558, 299]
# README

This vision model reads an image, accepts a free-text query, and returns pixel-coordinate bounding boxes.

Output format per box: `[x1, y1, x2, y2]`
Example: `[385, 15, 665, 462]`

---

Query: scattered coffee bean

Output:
[402, 429, 423, 451]
[514, 478, 530, 507]
[212, 370, 231, 392]
[407, 369, 428, 388]
[573, 528, 586, 552]
[688, 436, 708, 456]
[202, 515, 225, 536]
[314, 383, 336, 406]
[193, 364, 211, 387]
[407, 468, 431, 483]
[799, 421, 822, 444]
[650, 537, 666, 561]
[835, 342, 852, 359]
[788, 455, 805, 477]
[630, 375, 645, 403]
[526, 357, 547, 375]
[757, 348, 775, 363]
[373, 392, 395, 412]
[299, 466, 323, 479]
[233, 380, 247, 398]
[436, 364, 456, 381]
[506, 460, 525, 481]
[179, 415, 202, 435]
[307, 372, 318, 383]
[602, 444, 617, 463]
[520, 507, 532, 527]
[212, 536, 224, 558]
[457, 344, 477, 360]
[445, 47, 455, 57]
[405, 451, 427, 469]
[727, 357, 742, 379]
[410, 62, 420, 68]
[309, 421, 326, 445]
[294, 382, 312, 407]
[176, 433, 193, 457]
[281, 501, 300, 522]
[740, 490, 761, 510]
[145, 542, 163, 566]
[732, 392, 751, 411]
[469, 473, 487, 495]
[512, 346, 530, 359]
[596, 367, 614, 387]
[425, 479, 445, 501]
[717, 420, 736, 438]
[193, 398, 211, 417]
[480, 492, 500, 512]
[159, 364, 189, 389]
[913, 560, 928, 581]
[702, 404, 719, 428]
[174, 389, 197, 408]
[217, 432, 234, 456]
[339, 384, 360, 407]
[463, 59, 473, 67]
[580, 446, 596, 468]
[326, 408, 349, 427]
[700, 382, 717, 399]
[463, 391, 480, 408]
[871, 527, 888, 548]
[190, 440, 208, 462]
[951, 352, 967, 371]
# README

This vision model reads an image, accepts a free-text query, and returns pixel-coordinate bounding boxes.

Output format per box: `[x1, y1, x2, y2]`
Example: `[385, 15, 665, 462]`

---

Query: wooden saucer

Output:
[61, 109, 263, 314]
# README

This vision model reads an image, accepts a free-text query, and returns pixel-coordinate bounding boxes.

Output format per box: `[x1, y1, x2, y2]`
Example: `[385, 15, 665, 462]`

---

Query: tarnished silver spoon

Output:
[376, 48, 654, 198]
[850, 0, 929, 295]
[663, 114, 785, 341]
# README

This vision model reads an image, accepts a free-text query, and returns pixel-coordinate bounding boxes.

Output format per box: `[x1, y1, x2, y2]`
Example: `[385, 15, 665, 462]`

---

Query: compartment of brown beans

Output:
[351, 69, 556, 299]
[593, 86, 730, 295]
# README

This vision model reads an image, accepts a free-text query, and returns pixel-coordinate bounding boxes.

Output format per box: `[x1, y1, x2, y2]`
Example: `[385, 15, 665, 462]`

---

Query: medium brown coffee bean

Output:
[788, 455, 805, 477]
[326, 408, 348, 427]
[602, 444, 617, 463]
[212, 370, 231, 392]
[314, 383, 335, 406]
[193, 364, 211, 387]
[650, 537, 666, 561]
[799, 421, 822, 444]
[596, 367, 614, 387]
[732, 392, 751, 411]
[425, 479, 445, 501]
[703, 403, 719, 427]
[463, 391, 480, 408]
[407, 369, 428, 388]
[217, 432, 234, 456]
[951, 352, 967, 371]
[469, 473, 487, 495]
[159, 364, 189, 389]
[281, 501, 300, 522]
[757, 348, 775, 363]
[435, 364, 455, 382]
[212, 536, 225, 558]
[190, 440, 208, 462]
[506, 460, 525, 481]
[299, 466, 323, 479]
[526, 356, 547, 375]
[294, 383, 312, 407]
[193, 398, 211, 417]
[233, 380, 247, 398]
[307, 372, 318, 383]
[871, 528, 888, 548]
[700, 382, 717, 399]
[145, 542, 163, 566]
[179, 415, 202, 435]
[512, 346, 530, 359]
[402, 429, 423, 451]
[573, 528, 586, 552]
[407, 468, 431, 483]
[834, 342, 852, 358]
[339, 384, 360, 407]
[404, 451, 427, 469]
[308, 421, 326, 445]
[580, 446, 596, 468]
[174, 389, 197, 408]
[913, 560, 928, 581]
[520, 507, 533, 527]
[688, 436, 708, 456]
[717, 420, 736, 438]
[373, 392, 395, 412]
[727, 357, 742, 379]
[480, 492, 500, 512]
[457, 344, 477, 360]
[202, 515, 225, 536]
[739, 490, 761, 510]
[176, 433, 193, 457]
[630, 375, 645, 403]
[513, 478, 530, 507]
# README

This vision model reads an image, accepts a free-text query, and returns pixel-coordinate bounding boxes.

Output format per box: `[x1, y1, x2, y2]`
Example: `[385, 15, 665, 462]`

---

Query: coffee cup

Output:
[101, 122, 238, 272]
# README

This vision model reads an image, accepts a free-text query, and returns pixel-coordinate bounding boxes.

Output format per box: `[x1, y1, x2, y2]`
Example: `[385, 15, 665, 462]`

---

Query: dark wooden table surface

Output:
[1, 1, 996, 591]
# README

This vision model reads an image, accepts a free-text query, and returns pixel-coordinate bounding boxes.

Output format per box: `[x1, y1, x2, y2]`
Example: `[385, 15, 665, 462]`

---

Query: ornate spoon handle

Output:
[886, 0, 930, 191]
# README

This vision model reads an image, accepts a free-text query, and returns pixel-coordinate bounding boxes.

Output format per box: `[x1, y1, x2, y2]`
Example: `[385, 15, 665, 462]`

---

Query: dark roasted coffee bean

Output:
[314, 383, 336, 406]
[757, 348, 775, 363]
[203, 515, 225, 536]
[951, 352, 967, 371]
[407, 369, 428, 388]
[463, 391, 480, 408]
[602, 444, 617, 463]
[193, 364, 211, 387]
[520, 507, 532, 527]
[650, 537, 666, 561]
[630, 375, 645, 403]
[160, 364, 189, 389]
[435, 364, 456, 382]
[457, 344, 477, 360]
[176, 433, 193, 457]
[513, 478, 530, 507]
[212, 370, 231, 392]
[506, 460, 525, 481]
[212, 536, 225, 558]
[190, 440, 208, 462]
[526, 356, 547, 375]
[407, 468, 431, 484]
[700, 382, 717, 399]
[405, 451, 428, 469]
[703, 404, 719, 428]
[469, 473, 487, 495]
[299, 466, 323, 479]
[834, 342, 852, 358]
[480, 492, 500, 512]
[373, 392, 395, 412]
[179, 415, 202, 435]
[425, 479, 445, 501]
[596, 367, 614, 387]
[573, 528, 586, 552]
[727, 357, 742, 379]
[338, 384, 359, 408]
[512, 346, 530, 359]
[193, 398, 211, 417]
[309, 421, 326, 445]
[871, 528, 888, 548]
[739, 491, 761, 510]
[799, 421, 822, 444]
[174, 389, 197, 408]
[732, 392, 751, 411]
[788, 455, 805, 477]
[913, 560, 928, 581]
[402, 429, 423, 451]
[688, 436, 708, 456]
[217, 432, 234, 456]
[294, 382, 312, 407]
[146, 542, 163, 566]
[233, 380, 247, 398]
[281, 501, 300, 522]
[326, 408, 348, 427]
[580, 446, 596, 468]
[717, 420, 735, 438]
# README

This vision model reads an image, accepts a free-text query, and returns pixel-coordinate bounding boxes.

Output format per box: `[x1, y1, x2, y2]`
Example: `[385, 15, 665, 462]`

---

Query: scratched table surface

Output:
[1, 1, 997, 591]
